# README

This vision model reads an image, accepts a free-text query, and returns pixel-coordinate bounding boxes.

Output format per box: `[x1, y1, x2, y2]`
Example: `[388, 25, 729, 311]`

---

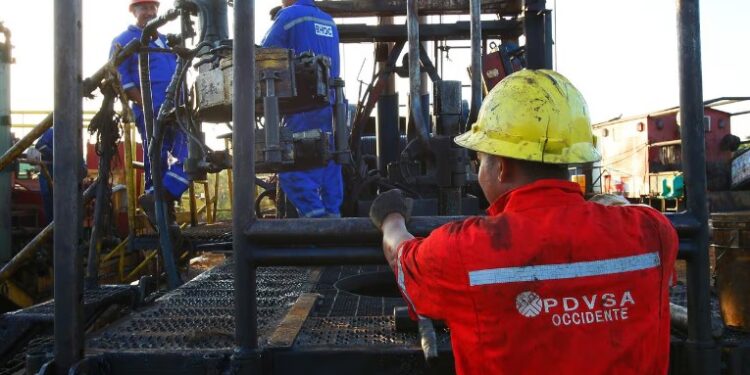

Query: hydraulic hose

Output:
[139, 9, 182, 289]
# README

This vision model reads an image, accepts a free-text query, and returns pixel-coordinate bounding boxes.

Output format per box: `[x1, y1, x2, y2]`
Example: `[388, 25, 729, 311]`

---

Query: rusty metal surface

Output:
[715, 246, 750, 332]
[710, 212, 750, 332]
[317, 0, 523, 17]
[268, 293, 320, 347]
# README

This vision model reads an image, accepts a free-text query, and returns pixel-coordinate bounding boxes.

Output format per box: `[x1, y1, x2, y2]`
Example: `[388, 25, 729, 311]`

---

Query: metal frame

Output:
[44, 0, 719, 373]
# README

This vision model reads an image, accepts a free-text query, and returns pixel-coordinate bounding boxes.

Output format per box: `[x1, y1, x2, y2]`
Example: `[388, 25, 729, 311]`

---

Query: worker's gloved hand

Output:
[369, 189, 413, 230]
[589, 193, 630, 206]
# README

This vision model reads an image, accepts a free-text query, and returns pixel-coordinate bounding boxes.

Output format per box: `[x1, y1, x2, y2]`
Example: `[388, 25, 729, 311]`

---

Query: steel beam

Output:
[0, 24, 11, 262]
[338, 20, 520, 43]
[676, 0, 720, 373]
[53, 0, 84, 373]
[317, 0, 523, 18]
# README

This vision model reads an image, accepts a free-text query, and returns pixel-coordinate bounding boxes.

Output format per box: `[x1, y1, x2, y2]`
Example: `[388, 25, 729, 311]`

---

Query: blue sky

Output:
[1, 0, 748, 140]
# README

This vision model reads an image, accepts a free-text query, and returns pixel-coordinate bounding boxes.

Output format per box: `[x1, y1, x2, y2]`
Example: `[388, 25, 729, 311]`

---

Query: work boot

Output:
[138, 192, 179, 228]
[138, 193, 157, 227]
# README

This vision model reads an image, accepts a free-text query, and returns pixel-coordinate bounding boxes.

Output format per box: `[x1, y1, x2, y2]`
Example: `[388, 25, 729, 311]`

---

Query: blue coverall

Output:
[35, 128, 54, 224]
[262, 0, 343, 218]
[111, 25, 190, 199]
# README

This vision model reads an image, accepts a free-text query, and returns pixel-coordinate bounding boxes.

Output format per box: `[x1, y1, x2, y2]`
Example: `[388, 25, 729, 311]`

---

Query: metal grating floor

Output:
[312, 265, 406, 317]
[133, 222, 234, 250]
[0, 285, 137, 375]
[88, 262, 313, 353]
[83, 263, 446, 353]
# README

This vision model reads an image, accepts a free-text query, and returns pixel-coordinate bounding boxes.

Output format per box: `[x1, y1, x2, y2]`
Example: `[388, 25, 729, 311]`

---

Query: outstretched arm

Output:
[381, 213, 415, 270]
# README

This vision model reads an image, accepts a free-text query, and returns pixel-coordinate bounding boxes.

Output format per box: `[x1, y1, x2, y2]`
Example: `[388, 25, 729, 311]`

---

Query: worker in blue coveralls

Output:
[34, 127, 55, 224]
[111, 0, 190, 226]
[33, 127, 87, 225]
[262, 0, 344, 218]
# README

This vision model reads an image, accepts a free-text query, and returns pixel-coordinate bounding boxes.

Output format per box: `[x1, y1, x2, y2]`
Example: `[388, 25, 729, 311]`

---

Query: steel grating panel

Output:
[312, 265, 407, 317]
[88, 261, 313, 353]
[291, 265, 453, 348]
[132, 222, 234, 251]
[294, 316, 444, 347]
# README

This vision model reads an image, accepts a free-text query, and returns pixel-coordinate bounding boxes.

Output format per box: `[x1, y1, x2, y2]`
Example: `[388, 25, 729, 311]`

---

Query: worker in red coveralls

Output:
[369, 69, 679, 375]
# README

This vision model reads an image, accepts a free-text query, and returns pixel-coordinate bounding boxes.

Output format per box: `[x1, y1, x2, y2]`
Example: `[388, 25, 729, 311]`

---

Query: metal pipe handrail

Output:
[231, 0, 258, 367]
[245, 217, 463, 245]
[53, 0, 84, 372]
[676, 0, 719, 372]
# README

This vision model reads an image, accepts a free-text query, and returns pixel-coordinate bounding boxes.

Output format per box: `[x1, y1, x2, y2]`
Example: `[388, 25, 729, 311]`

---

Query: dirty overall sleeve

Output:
[110, 36, 139, 92]
[395, 222, 472, 321]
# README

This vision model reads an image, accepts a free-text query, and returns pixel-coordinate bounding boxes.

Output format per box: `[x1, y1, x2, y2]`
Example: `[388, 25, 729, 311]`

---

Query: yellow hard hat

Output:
[454, 69, 601, 164]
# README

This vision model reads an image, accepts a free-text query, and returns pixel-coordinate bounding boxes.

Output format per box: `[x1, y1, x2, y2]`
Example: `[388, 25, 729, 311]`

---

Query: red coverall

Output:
[396, 179, 678, 375]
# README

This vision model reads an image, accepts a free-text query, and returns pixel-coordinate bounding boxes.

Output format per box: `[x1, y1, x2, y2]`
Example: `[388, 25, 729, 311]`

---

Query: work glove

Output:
[589, 193, 630, 206]
[369, 189, 413, 230]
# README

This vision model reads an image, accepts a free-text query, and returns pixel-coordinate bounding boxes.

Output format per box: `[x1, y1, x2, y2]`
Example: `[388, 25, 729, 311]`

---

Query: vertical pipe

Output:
[332, 78, 350, 165]
[225, 138, 234, 206]
[53, 0, 84, 372]
[543, 5, 554, 69]
[523, 0, 548, 69]
[0, 24, 11, 262]
[263, 77, 281, 164]
[466, 0, 483, 129]
[406, 0, 430, 149]
[122, 121, 137, 251]
[375, 17, 399, 173]
[676, 0, 719, 373]
[419, 16, 430, 132]
[232, 0, 258, 363]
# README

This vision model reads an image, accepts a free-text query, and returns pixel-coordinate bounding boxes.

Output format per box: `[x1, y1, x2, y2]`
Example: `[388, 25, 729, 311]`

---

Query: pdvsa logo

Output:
[315, 23, 333, 38]
[516, 291, 544, 317]
[515, 290, 636, 326]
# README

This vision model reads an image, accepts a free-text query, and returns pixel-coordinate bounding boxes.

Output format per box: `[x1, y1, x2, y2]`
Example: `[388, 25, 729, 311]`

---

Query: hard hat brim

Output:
[454, 127, 602, 165]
